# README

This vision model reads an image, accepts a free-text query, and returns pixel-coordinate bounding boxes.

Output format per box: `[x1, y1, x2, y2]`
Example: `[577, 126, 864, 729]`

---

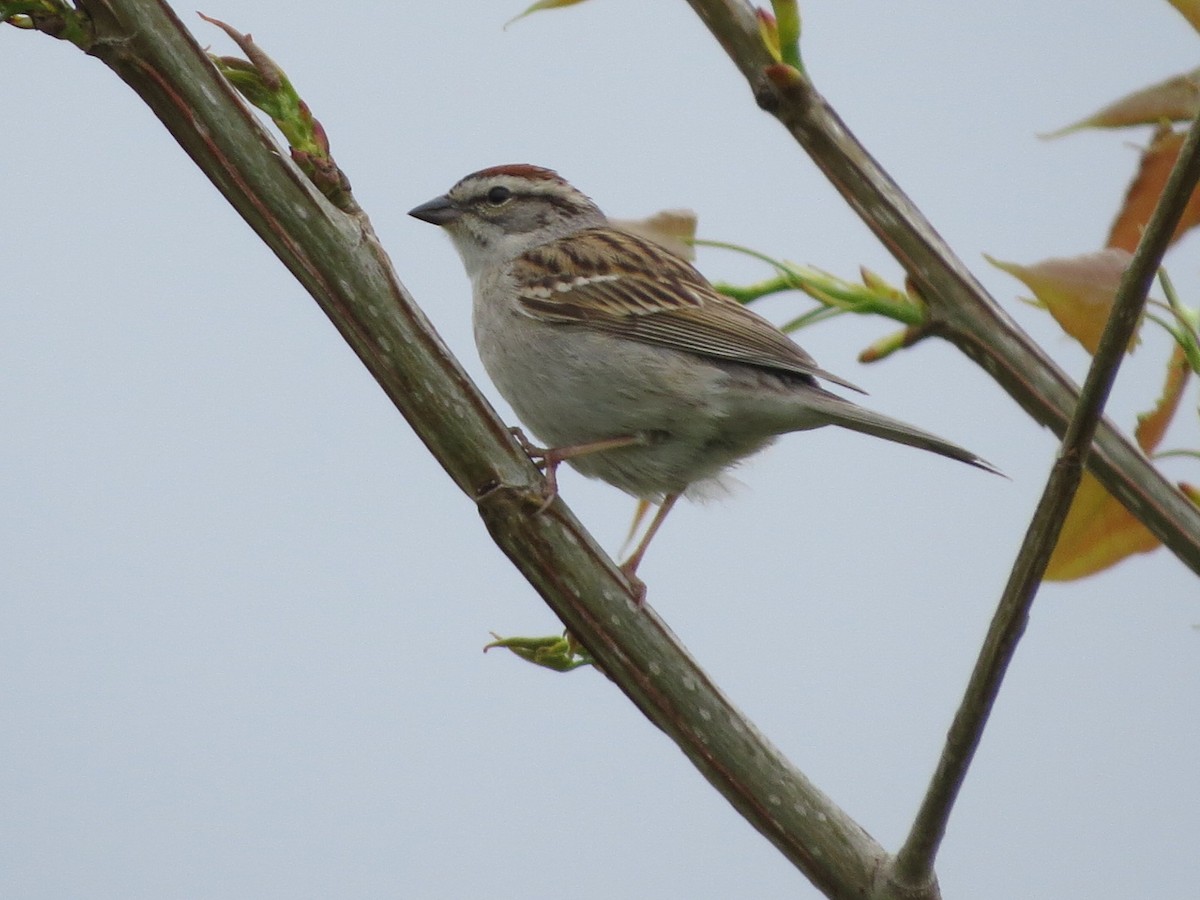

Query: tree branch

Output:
[14, 0, 897, 895]
[889, 102, 1200, 894]
[684, 0, 1200, 577]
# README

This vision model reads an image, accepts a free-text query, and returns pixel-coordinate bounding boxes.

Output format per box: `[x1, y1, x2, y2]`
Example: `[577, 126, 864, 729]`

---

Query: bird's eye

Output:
[486, 186, 512, 205]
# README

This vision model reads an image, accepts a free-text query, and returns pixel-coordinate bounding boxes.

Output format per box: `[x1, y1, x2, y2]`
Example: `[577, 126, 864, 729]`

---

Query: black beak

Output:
[408, 194, 461, 226]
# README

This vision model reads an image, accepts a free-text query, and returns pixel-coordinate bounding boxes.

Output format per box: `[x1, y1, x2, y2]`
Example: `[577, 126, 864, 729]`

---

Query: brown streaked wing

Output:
[512, 228, 865, 393]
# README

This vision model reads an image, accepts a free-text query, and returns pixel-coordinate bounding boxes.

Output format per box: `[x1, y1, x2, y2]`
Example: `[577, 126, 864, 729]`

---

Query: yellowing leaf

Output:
[1046, 346, 1191, 581]
[1044, 473, 1161, 580]
[1042, 68, 1200, 137]
[987, 249, 1138, 354]
[1107, 125, 1200, 252]
[1167, 0, 1200, 33]
[612, 209, 698, 261]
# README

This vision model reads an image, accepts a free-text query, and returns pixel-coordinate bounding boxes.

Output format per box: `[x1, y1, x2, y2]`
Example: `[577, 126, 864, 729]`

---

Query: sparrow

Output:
[410, 165, 995, 596]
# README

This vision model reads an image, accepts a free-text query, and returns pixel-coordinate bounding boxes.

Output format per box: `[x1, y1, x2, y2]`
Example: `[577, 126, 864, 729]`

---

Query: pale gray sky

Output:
[3, 2, 1198, 898]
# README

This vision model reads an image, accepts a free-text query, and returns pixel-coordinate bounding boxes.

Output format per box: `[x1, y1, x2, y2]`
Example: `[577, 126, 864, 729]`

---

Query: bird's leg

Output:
[510, 428, 644, 513]
[619, 493, 680, 605]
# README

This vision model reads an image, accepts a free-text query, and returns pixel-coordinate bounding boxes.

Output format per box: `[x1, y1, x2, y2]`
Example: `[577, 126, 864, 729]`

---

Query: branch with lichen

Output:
[8, 3, 892, 896]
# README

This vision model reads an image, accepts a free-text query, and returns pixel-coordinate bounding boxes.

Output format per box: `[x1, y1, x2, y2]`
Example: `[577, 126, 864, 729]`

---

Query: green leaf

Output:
[484, 633, 594, 672]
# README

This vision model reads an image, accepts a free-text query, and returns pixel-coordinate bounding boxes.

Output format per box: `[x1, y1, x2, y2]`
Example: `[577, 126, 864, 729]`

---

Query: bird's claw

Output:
[618, 560, 648, 606]
[510, 427, 560, 513]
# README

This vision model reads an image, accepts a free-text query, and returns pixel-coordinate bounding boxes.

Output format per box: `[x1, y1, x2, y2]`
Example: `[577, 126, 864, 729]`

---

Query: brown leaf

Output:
[1107, 124, 1200, 252]
[1042, 68, 1200, 137]
[1167, 0, 1200, 33]
[986, 249, 1138, 354]
[1135, 343, 1191, 452]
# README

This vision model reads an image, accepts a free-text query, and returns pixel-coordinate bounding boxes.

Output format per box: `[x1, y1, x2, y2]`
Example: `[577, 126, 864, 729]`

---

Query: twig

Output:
[889, 104, 1200, 891]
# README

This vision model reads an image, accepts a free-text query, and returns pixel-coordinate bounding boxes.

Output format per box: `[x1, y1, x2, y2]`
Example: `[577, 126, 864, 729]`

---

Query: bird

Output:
[409, 164, 996, 598]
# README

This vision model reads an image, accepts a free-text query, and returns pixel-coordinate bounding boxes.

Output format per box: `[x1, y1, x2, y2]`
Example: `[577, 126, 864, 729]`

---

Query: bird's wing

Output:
[510, 227, 864, 393]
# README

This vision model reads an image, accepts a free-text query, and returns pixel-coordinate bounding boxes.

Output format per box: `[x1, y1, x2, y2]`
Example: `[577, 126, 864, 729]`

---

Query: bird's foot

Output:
[618, 559, 648, 606]
[509, 428, 564, 513]
[509, 428, 645, 515]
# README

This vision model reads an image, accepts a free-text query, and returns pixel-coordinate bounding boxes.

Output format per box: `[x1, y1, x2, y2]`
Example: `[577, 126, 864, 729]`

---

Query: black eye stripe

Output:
[469, 183, 586, 216]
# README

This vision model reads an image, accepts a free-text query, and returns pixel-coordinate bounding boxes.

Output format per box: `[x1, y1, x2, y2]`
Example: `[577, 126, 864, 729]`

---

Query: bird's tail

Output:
[812, 394, 1002, 475]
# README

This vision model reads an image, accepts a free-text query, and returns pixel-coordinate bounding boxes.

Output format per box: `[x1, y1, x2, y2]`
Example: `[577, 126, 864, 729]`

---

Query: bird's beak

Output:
[408, 194, 461, 226]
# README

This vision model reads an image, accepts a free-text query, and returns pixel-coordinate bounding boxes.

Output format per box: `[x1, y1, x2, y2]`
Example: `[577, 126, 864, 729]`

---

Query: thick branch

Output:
[685, 0, 1200, 577]
[890, 103, 1200, 893]
[48, 0, 888, 894]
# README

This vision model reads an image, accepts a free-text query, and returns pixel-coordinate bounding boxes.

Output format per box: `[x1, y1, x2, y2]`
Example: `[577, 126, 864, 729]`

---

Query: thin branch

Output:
[890, 104, 1200, 892]
[684, 0, 1200, 578]
[15, 1, 895, 895]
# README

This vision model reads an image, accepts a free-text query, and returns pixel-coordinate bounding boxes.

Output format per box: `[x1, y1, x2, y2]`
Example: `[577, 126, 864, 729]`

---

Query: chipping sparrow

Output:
[410, 164, 995, 595]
